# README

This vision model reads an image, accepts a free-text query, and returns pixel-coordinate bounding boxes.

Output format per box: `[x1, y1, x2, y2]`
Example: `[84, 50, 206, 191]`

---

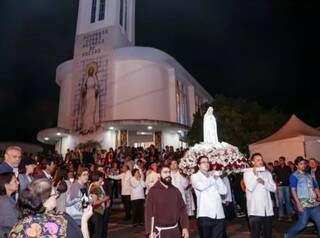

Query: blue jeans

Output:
[278, 186, 293, 217]
[286, 206, 320, 238]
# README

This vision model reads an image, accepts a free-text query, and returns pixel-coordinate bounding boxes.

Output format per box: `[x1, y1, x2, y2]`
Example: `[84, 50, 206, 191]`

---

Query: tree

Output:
[187, 95, 287, 154]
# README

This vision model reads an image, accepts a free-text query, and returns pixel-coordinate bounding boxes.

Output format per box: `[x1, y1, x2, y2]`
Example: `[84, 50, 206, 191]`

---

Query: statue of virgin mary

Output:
[203, 107, 219, 145]
[79, 62, 100, 133]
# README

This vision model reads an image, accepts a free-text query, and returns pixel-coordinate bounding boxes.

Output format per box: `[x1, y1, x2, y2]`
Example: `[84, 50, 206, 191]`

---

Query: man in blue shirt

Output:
[285, 156, 320, 238]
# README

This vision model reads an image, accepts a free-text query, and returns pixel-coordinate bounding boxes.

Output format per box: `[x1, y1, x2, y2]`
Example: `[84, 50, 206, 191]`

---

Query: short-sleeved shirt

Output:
[289, 171, 319, 208]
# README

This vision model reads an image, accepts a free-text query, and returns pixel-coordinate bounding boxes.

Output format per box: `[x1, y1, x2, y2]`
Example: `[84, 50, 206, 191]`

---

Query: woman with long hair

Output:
[0, 172, 19, 237]
[18, 157, 37, 192]
[53, 166, 71, 213]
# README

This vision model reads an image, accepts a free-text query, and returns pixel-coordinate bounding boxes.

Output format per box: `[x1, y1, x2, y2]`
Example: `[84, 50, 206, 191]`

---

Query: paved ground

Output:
[108, 210, 318, 238]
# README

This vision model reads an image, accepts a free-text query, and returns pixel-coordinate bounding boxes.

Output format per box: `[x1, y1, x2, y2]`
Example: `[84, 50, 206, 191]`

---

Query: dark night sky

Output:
[0, 0, 319, 143]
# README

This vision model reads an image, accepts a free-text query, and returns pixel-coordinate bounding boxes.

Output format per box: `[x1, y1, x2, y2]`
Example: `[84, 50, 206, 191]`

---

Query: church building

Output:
[37, 0, 212, 155]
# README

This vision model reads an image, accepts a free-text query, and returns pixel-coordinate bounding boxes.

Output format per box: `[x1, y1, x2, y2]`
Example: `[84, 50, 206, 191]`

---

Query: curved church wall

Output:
[110, 59, 177, 123]
[56, 61, 73, 130]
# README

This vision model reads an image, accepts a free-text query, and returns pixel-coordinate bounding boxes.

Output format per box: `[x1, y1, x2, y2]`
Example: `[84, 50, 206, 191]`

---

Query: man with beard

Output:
[145, 165, 189, 238]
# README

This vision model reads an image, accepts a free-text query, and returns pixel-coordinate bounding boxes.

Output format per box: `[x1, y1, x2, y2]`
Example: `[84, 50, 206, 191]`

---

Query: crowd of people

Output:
[0, 145, 319, 238]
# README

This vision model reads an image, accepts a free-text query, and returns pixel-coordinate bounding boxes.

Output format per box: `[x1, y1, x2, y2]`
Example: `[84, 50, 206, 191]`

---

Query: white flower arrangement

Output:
[179, 141, 249, 176]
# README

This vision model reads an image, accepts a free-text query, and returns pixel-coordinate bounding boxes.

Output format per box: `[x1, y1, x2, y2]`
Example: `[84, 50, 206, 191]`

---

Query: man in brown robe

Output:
[145, 165, 189, 238]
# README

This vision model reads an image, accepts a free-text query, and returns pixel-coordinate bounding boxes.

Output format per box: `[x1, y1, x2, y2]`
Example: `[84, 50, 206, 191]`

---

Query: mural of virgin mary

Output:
[79, 62, 100, 133]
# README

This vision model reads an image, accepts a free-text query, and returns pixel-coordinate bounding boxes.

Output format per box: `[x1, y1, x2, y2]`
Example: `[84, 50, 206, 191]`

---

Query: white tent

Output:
[249, 115, 320, 163]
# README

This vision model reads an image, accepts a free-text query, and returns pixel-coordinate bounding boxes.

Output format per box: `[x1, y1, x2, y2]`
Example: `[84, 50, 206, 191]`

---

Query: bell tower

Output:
[75, 0, 135, 47]
[71, 0, 135, 133]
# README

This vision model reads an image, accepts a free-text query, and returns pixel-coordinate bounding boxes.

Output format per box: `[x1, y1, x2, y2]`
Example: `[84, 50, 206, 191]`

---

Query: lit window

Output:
[91, 0, 97, 23]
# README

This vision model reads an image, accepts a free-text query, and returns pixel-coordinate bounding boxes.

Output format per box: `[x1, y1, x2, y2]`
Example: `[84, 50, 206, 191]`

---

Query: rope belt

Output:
[155, 223, 178, 238]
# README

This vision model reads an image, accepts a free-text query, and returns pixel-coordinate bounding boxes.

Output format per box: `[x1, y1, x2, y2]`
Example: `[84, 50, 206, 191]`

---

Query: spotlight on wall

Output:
[109, 127, 114, 130]
[44, 137, 49, 141]
[177, 130, 183, 134]
[147, 126, 153, 130]
[56, 132, 61, 136]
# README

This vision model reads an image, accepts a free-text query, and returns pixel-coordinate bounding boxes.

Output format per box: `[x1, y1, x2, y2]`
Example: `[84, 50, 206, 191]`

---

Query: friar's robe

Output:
[145, 181, 189, 238]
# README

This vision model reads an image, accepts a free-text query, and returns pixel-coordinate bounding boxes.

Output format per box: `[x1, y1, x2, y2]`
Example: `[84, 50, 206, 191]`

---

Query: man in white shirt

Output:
[108, 164, 132, 220]
[145, 162, 159, 194]
[170, 160, 189, 203]
[244, 153, 276, 238]
[191, 155, 227, 238]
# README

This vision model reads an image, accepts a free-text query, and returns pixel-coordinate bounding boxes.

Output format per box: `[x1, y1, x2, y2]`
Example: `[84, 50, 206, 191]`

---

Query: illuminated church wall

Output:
[56, 61, 73, 130]
[112, 58, 174, 122]
[38, 0, 212, 155]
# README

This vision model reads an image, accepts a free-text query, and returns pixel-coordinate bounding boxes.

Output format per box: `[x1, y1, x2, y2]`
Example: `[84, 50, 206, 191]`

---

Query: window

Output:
[120, 0, 124, 27]
[120, 0, 128, 32]
[98, 0, 106, 21]
[195, 94, 203, 113]
[124, 0, 128, 31]
[91, 0, 97, 23]
[176, 80, 188, 125]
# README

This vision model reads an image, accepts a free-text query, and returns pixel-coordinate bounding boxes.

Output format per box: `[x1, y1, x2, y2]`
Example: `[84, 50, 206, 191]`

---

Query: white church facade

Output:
[37, 0, 212, 155]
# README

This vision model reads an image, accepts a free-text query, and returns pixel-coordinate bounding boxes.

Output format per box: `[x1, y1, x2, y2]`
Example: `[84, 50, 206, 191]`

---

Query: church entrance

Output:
[127, 131, 154, 148]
